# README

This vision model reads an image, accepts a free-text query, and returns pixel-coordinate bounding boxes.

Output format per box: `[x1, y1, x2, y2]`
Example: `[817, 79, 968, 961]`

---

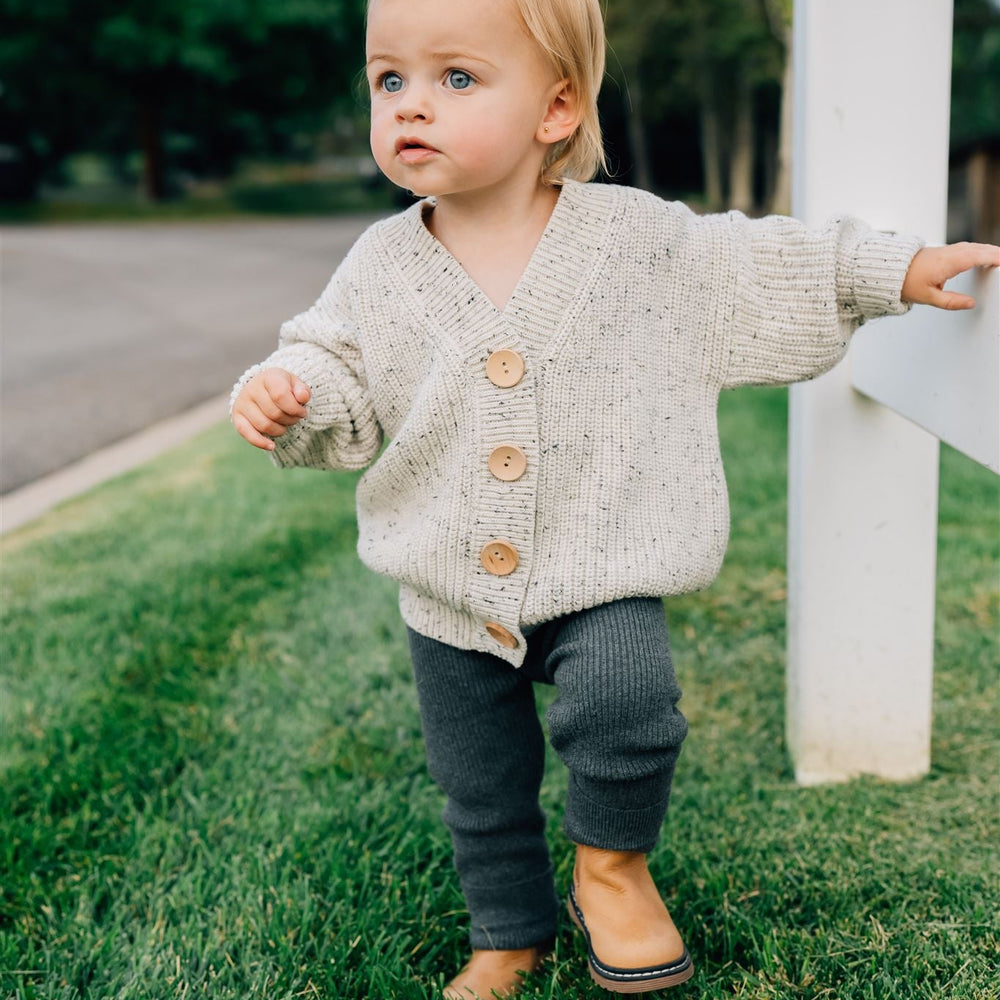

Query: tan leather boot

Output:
[442, 947, 547, 999]
[568, 844, 693, 992]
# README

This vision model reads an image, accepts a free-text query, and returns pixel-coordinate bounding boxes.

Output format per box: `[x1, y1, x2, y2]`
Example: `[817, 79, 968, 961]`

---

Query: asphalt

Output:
[0, 213, 385, 531]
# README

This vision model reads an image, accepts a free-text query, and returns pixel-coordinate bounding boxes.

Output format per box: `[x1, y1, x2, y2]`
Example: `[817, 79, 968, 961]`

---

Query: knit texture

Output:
[233, 180, 923, 666]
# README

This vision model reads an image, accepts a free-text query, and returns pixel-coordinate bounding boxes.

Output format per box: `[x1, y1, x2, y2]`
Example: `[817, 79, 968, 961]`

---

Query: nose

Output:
[394, 83, 434, 123]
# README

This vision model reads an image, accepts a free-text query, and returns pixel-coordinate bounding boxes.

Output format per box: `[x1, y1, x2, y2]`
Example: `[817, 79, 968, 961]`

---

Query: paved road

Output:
[1, 214, 385, 493]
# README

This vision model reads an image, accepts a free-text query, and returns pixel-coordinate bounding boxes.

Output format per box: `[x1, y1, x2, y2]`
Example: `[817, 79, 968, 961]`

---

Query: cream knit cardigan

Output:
[234, 179, 922, 666]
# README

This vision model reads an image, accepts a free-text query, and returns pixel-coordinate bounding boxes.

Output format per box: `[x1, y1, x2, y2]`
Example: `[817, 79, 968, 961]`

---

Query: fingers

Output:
[236, 398, 295, 439]
[937, 242, 1000, 280]
[931, 242, 999, 307]
[904, 242, 1000, 309]
[945, 241, 1000, 308]
[260, 368, 311, 419]
[932, 243, 1000, 288]
[232, 411, 277, 451]
[232, 367, 312, 450]
[292, 379, 311, 405]
[923, 288, 977, 311]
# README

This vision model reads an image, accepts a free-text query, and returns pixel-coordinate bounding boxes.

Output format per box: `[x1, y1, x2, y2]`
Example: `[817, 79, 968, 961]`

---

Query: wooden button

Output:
[485, 622, 518, 649]
[488, 444, 527, 482]
[481, 539, 519, 576]
[485, 349, 525, 388]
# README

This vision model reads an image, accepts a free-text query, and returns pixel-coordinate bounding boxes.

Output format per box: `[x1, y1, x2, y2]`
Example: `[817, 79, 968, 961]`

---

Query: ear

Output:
[537, 78, 580, 145]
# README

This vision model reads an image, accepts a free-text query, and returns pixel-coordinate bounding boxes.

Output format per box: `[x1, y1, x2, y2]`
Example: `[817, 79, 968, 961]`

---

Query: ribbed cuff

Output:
[563, 773, 672, 854]
[465, 869, 560, 950]
[228, 360, 329, 469]
[231, 344, 381, 471]
[851, 232, 924, 319]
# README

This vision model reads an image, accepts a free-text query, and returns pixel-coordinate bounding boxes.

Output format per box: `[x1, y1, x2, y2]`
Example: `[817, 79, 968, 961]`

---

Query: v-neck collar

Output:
[416, 187, 563, 317]
[377, 179, 620, 360]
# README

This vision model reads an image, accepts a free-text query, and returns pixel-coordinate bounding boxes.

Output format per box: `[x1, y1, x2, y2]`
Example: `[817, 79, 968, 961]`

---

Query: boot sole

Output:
[567, 884, 694, 994]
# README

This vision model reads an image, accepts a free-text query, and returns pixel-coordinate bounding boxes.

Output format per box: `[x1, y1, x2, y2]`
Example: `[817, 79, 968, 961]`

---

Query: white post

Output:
[786, 0, 953, 784]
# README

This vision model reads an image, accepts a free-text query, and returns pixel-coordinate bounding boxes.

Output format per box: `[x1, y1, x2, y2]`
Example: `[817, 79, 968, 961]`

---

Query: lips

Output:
[395, 136, 440, 163]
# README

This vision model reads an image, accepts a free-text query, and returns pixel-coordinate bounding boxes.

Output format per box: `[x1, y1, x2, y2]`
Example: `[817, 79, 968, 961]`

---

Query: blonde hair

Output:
[514, 0, 608, 185]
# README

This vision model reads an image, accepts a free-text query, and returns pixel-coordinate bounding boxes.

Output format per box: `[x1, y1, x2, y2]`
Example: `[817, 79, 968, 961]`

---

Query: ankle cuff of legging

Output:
[465, 870, 560, 950]
[563, 773, 670, 853]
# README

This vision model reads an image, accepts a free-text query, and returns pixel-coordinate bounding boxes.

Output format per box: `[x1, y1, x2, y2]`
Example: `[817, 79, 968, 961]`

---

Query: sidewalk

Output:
[0, 394, 229, 535]
[1, 214, 382, 494]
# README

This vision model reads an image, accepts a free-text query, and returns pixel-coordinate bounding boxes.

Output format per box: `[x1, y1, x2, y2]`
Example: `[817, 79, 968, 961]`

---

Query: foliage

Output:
[1, 389, 997, 997]
[0, 0, 368, 198]
[606, 0, 785, 118]
[951, 0, 1000, 149]
[603, 0, 787, 207]
[1, 0, 997, 206]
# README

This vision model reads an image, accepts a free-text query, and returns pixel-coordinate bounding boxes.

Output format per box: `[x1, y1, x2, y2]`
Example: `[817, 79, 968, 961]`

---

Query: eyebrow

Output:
[365, 50, 498, 69]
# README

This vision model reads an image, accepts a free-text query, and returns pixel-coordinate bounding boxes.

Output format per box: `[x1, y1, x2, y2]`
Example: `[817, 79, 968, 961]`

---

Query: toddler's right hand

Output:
[231, 367, 311, 452]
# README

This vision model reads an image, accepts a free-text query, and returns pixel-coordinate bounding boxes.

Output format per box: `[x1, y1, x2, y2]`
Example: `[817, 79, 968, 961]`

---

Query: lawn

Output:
[1, 387, 997, 999]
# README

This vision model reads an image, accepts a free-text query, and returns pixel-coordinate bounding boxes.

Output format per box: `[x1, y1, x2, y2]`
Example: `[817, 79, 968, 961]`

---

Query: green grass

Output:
[1, 387, 997, 999]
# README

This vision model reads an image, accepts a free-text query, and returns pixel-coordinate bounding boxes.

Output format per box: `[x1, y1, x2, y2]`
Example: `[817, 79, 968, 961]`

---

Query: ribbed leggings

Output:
[407, 597, 688, 950]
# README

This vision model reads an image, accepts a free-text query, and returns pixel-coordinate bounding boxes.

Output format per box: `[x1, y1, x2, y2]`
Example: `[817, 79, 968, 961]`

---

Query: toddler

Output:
[231, 0, 1000, 994]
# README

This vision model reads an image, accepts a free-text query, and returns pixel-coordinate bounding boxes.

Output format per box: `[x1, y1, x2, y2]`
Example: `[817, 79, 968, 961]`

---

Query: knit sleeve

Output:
[230, 249, 383, 471]
[721, 212, 923, 389]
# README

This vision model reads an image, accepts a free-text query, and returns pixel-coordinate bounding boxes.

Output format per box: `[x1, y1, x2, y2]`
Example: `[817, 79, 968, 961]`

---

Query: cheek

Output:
[458, 106, 516, 153]
[369, 108, 395, 170]
[461, 110, 533, 167]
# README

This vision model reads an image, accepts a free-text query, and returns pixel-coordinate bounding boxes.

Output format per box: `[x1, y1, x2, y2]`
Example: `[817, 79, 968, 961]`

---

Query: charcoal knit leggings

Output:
[406, 597, 688, 951]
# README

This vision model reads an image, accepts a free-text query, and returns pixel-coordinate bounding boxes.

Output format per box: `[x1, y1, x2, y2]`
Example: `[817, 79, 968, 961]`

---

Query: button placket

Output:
[478, 349, 531, 646]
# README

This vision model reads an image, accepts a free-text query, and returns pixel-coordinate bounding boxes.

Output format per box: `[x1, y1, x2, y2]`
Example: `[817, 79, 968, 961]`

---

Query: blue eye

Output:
[381, 72, 403, 93]
[447, 69, 474, 90]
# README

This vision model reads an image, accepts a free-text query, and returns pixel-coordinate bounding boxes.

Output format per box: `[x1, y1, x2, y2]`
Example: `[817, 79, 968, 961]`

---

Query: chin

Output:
[399, 179, 451, 199]
[378, 167, 431, 199]
[401, 181, 434, 198]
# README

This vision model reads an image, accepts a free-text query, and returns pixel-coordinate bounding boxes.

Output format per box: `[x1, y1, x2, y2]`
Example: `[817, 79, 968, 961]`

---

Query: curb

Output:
[1, 394, 230, 536]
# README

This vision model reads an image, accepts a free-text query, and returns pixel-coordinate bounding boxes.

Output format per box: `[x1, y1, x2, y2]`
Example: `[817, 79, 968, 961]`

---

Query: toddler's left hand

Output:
[901, 242, 1000, 310]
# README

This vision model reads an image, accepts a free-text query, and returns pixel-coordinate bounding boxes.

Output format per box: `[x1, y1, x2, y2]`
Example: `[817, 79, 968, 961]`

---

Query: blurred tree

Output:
[951, 0, 1000, 243]
[2, 0, 993, 209]
[760, 0, 792, 214]
[951, 0, 1000, 148]
[0, 0, 94, 199]
[603, 0, 658, 191]
[0, 0, 367, 200]
[604, 0, 786, 211]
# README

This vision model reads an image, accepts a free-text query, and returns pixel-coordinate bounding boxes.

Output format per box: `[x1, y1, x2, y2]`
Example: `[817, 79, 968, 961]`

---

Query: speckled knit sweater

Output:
[233, 179, 922, 666]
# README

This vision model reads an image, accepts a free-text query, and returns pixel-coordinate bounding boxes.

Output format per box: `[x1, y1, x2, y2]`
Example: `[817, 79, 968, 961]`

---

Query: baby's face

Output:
[366, 0, 560, 200]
